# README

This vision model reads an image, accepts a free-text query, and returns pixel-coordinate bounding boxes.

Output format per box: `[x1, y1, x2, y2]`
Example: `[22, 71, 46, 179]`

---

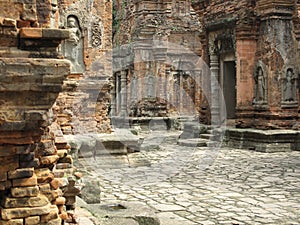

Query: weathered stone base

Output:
[77, 197, 160, 225]
[223, 128, 300, 152]
[65, 129, 141, 157]
[111, 116, 197, 132]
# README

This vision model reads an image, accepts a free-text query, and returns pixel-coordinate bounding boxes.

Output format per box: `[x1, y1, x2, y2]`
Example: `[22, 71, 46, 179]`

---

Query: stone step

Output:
[177, 138, 207, 147]
[199, 133, 215, 140]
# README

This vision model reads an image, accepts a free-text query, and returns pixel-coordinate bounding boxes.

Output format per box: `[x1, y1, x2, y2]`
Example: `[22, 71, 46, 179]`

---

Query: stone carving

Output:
[254, 66, 267, 103]
[50, 0, 58, 28]
[63, 15, 85, 74]
[91, 17, 102, 48]
[130, 74, 138, 101]
[283, 68, 297, 103]
[147, 74, 156, 98]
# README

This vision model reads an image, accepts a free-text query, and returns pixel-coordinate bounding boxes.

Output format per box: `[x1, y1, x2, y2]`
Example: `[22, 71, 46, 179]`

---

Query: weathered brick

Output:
[8, 168, 34, 180]
[0, 219, 23, 225]
[0, 180, 12, 191]
[0, 156, 19, 173]
[0, 172, 7, 182]
[0, 145, 30, 157]
[1, 203, 51, 220]
[57, 155, 73, 164]
[19, 28, 42, 39]
[52, 196, 65, 205]
[2, 194, 49, 208]
[40, 205, 59, 223]
[34, 168, 54, 183]
[25, 216, 40, 225]
[11, 186, 39, 198]
[12, 174, 37, 187]
[55, 163, 72, 169]
[40, 155, 59, 165]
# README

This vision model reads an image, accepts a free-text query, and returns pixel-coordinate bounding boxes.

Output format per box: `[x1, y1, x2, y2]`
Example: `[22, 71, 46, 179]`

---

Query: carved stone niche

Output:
[61, 14, 85, 74]
[281, 65, 298, 108]
[253, 61, 268, 108]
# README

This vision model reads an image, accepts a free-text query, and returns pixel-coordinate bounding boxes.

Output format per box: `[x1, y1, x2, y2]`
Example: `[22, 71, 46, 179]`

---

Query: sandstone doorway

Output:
[222, 61, 236, 119]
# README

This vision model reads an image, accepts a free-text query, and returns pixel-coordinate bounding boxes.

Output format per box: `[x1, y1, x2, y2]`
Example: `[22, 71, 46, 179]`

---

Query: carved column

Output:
[120, 70, 128, 117]
[110, 74, 116, 117]
[210, 53, 221, 126]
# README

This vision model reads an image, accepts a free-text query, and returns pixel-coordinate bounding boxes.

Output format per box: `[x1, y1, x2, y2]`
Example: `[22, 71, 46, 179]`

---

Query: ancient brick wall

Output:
[192, 0, 300, 129]
[54, 0, 112, 134]
[113, 0, 207, 124]
[0, 0, 82, 224]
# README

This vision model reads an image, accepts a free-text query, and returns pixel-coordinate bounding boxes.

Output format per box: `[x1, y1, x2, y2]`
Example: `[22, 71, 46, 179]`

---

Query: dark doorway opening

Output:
[223, 61, 236, 119]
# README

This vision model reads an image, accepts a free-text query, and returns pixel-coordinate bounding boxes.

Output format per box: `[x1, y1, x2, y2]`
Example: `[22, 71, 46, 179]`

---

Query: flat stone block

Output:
[2, 194, 49, 208]
[0, 145, 29, 157]
[19, 28, 42, 38]
[40, 205, 59, 223]
[8, 168, 34, 179]
[1, 18, 16, 27]
[35, 168, 54, 183]
[53, 196, 66, 205]
[152, 204, 185, 212]
[0, 218, 23, 225]
[0, 156, 19, 173]
[0, 180, 12, 191]
[177, 138, 207, 147]
[40, 155, 59, 165]
[11, 186, 39, 198]
[12, 174, 37, 187]
[40, 217, 61, 225]
[224, 128, 300, 152]
[1, 203, 51, 220]
[0, 172, 7, 182]
[77, 198, 160, 225]
[42, 29, 69, 39]
[24, 216, 40, 225]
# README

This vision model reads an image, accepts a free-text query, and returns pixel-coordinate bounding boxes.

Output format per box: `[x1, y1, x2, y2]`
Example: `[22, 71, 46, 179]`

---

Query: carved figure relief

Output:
[254, 66, 267, 104]
[63, 15, 85, 74]
[282, 68, 297, 104]
[147, 74, 156, 98]
[130, 75, 138, 101]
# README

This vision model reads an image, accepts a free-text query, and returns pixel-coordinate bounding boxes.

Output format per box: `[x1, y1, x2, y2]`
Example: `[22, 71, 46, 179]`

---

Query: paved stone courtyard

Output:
[75, 131, 300, 225]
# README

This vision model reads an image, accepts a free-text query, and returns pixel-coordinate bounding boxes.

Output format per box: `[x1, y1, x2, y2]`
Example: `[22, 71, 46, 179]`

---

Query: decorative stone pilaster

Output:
[110, 75, 117, 117]
[120, 70, 128, 117]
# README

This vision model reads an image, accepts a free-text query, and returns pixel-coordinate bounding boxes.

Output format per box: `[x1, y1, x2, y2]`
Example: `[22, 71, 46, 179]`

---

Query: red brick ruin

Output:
[0, 0, 300, 224]
[0, 0, 111, 224]
[113, 0, 300, 130]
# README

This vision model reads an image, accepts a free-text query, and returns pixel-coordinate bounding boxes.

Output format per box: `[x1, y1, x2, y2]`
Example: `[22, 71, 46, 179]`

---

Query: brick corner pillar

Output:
[254, 0, 299, 129]
[0, 26, 71, 224]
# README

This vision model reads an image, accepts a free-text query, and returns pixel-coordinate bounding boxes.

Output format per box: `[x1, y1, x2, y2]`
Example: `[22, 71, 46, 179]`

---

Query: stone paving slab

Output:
[74, 131, 300, 225]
